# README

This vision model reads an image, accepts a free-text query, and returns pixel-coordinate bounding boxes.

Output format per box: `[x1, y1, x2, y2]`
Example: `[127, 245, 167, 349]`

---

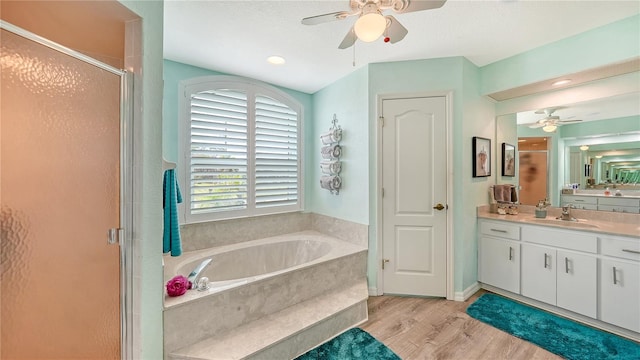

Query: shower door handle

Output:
[107, 228, 123, 245]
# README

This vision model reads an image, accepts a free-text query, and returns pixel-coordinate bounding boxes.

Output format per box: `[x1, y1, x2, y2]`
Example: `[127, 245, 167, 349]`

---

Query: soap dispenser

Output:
[535, 200, 547, 218]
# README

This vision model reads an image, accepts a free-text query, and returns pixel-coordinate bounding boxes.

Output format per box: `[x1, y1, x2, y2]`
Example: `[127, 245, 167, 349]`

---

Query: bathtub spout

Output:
[187, 258, 213, 289]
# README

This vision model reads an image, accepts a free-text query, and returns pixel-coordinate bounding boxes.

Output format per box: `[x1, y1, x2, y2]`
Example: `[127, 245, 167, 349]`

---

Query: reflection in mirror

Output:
[498, 91, 640, 209]
[517, 137, 550, 206]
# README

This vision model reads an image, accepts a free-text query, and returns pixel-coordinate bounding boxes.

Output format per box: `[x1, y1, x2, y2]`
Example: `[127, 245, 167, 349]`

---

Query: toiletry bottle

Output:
[604, 187, 611, 196]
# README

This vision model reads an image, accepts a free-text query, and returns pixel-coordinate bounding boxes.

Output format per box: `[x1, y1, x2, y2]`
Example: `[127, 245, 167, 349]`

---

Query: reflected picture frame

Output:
[502, 143, 516, 177]
[473, 136, 491, 177]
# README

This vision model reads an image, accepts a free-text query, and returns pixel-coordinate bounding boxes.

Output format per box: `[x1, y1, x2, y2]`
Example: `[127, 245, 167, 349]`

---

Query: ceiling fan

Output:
[301, 0, 447, 49]
[525, 107, 583, 132]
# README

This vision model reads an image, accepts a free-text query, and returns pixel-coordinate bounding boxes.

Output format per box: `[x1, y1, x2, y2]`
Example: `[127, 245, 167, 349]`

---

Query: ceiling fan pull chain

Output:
[353, 40, 356, 67]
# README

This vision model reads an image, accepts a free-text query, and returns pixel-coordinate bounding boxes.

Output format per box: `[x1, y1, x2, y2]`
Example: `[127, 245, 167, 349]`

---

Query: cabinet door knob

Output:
[508, 247, 514, 261]
[543, 253, 550, 269]
[613, 266, 618, 285]
[565, 257, 570, 274]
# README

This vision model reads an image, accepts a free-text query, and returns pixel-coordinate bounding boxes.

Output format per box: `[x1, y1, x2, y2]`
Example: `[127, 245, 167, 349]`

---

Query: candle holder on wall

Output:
[320, 114, 343, 195]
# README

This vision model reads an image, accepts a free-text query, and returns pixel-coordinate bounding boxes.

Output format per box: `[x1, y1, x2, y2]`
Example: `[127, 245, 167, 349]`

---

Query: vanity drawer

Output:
[574, 204, 598, 211]
[562, 195, 597, 205]
[598, 197, 640, 207]
[480, 221, 520, 240]
[522, 225, 598, 253]
[600, 236, 640, 261]
[597, 205, 640, 213]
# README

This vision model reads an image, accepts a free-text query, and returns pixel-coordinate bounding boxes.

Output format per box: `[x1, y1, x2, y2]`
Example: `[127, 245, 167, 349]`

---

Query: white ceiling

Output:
[164, 0, 640, 94]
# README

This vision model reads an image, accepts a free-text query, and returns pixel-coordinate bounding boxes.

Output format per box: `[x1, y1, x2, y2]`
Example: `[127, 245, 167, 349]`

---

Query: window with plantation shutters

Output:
[180, 76, 303, 222]
[255, 94, 298, 208]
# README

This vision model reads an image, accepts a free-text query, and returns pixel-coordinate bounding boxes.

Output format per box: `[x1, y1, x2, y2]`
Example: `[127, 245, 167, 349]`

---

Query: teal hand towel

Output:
[163, 169, 183, 256]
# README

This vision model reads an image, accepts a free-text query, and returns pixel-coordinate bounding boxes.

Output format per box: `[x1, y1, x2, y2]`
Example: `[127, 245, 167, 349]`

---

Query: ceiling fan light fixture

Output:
[354, 12, 386, 42]
[542, 124, 557, 132]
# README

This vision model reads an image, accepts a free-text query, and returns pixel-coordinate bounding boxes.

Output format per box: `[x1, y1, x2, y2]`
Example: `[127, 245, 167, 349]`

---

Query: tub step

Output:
[168, 281, 368, 360]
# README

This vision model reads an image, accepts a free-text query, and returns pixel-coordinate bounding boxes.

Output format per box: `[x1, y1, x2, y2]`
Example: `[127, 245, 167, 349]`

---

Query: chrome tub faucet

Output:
[187, 258, 213, 290]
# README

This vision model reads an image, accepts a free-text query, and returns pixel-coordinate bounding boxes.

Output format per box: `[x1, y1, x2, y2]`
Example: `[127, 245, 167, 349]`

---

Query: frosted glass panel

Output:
[1, 29, 120, 359]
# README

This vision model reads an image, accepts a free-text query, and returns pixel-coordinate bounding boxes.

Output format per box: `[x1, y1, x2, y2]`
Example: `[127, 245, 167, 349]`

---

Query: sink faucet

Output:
[557, 204, 576, 221]
[187, 258, 213, 289]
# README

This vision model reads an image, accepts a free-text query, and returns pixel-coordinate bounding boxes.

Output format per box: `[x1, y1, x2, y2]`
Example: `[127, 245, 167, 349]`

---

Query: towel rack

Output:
[320, 114, 343, 195]
[163, 158, 176, 171]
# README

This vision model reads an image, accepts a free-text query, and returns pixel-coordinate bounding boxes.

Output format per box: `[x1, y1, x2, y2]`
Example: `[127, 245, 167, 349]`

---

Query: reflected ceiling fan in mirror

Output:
[524, 107, 583, 133]
[301, 0, 447, 49]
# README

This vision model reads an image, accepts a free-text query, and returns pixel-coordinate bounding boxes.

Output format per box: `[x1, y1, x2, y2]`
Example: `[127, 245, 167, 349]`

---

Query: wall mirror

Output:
[495, 75, 640, 208]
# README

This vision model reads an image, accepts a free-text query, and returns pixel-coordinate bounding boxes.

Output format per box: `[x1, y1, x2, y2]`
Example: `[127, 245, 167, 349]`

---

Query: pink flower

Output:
[166, 275, 192, 297]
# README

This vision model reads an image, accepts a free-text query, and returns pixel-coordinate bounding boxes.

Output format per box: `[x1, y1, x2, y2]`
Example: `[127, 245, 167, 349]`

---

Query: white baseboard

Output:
[368, 287, 379, 296]
[453, 282, 480, 302]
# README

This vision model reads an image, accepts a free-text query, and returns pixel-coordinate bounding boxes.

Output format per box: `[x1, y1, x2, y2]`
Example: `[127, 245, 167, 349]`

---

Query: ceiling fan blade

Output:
[528, 123, 546, 129]
[385, 16, 408, 43]
[338, 28, 357, 49]
[558, 119, 583, 124]
[301, 11, 355, 25]
[391, 0, 447, 13]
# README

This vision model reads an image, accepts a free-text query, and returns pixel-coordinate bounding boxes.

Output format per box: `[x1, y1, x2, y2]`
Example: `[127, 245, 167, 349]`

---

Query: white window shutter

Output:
[255, 94, 298, 208]
[189, 89, 248, 213]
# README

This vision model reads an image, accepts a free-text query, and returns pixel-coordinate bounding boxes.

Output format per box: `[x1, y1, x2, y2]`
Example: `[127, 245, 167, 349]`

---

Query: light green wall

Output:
[481, 14, 640, 95]
[309, 67, 369, 225]
[117, 1, 164, 359]
[560, 115, 640, 138]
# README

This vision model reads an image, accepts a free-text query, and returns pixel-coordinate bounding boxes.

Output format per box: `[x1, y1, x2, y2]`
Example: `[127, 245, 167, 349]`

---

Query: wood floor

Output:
[359, 290, 562, 360]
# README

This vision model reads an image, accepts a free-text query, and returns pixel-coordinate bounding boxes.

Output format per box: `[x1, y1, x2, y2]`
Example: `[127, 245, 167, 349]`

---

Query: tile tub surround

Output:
[477, 205, 640, 238]
[311, 213, 368, 247]
[163, 231, 368, 356]
[180, 212, 368, 251]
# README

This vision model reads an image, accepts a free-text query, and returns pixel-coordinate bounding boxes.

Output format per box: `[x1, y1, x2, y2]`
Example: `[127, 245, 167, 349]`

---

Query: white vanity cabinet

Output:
[561, 195, 598, 210]
[478, 216, 640, 334]
[561, 194, 640, 213]
[478, 220, 520, 294]
[520, 226, 598, 318]
[597, 197, 640, 214]
[599, 235, 640, 333]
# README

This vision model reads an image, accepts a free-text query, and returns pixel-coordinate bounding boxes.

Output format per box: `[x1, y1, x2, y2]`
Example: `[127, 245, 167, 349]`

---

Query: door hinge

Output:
[382, 188, 385, 198]
[382, 259, 390, 269]
[107, 228, 123, 245]
[379, 116, 385, 127]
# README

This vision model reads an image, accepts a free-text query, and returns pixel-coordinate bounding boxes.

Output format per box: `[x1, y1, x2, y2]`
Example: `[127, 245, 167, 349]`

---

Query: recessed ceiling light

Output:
[267, 56, 286, 65]
[595, 155, 603, 159]
[552, 79, 572, 86]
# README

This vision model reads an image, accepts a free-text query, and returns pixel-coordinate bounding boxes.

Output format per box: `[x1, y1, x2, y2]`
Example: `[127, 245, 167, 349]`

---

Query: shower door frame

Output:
[0, 20, 134, 360]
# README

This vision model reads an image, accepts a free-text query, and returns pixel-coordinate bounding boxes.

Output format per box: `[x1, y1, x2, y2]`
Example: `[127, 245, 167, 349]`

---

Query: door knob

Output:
[433, 203, 447, 211]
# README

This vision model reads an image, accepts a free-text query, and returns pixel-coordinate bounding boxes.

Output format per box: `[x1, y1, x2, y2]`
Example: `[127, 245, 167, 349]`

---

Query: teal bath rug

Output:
[467, 293, 640, 360]
[294, 328, 400, 360]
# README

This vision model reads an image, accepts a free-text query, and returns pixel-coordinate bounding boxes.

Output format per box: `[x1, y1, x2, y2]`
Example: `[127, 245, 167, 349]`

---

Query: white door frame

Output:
[375, 91, 454, 300]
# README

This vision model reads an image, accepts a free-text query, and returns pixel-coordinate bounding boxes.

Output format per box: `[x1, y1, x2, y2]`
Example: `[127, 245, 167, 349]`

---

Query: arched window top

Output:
[179, 75, 303, 223]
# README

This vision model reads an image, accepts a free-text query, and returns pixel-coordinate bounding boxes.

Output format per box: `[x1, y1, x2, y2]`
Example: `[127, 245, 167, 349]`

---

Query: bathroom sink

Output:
[530, 218, 600, 229]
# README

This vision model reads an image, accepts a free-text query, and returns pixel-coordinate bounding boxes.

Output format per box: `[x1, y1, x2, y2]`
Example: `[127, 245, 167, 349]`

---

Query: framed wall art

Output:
[502, 142, 515, 177]
[473, 136, 491, 177]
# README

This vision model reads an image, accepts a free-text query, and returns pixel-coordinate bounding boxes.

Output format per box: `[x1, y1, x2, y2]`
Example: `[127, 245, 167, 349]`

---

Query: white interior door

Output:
[381, 96, 447, 296]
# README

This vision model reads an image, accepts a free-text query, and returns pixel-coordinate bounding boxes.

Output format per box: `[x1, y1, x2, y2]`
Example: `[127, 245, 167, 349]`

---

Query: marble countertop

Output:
[478, 205, 640, 239]
[562, 192, 640, 199]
